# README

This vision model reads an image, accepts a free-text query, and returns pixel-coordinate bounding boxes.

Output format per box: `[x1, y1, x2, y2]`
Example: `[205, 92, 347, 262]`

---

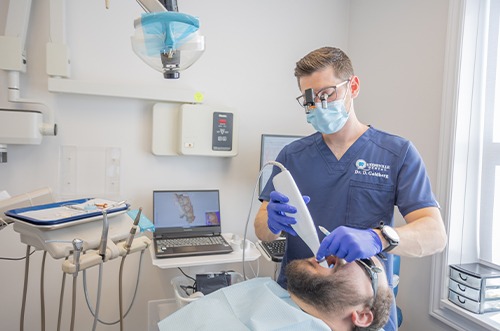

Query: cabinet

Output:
[448, 263, 500, 314]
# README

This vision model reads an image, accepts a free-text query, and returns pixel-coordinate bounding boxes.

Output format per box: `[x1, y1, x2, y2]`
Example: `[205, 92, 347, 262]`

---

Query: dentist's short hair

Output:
[294, 47, 354, 83]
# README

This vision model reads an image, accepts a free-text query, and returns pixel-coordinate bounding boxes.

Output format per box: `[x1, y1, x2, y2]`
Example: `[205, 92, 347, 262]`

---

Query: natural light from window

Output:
[495, 28, 500, 144]
[481, 0, 500, 267]
[494, 166, 500, 264]
[431, 1, 500, 330]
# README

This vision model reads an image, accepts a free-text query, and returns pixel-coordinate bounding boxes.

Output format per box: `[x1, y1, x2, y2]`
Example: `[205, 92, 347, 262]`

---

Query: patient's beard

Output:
[285, 259, 367, 314]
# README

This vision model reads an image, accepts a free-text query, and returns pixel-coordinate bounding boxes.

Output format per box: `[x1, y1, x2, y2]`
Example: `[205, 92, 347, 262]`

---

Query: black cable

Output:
[178, 267, 197, 292]
[179, 285, 196, 296]
[177, 267, 196, 281]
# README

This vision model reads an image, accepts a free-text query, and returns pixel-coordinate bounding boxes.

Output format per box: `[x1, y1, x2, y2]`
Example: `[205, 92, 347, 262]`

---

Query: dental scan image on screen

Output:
[154, 191, 220, 228]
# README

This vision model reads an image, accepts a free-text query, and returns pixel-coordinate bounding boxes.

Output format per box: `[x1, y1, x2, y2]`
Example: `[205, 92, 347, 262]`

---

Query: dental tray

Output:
[4, 198, 129, 228]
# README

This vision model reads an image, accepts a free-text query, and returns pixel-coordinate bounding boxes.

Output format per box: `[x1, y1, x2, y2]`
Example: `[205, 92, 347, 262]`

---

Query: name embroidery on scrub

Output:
[354, 159, 390, 179]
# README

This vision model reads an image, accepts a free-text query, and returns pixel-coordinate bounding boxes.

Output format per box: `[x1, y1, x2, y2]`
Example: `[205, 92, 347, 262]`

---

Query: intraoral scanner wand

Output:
[271, 162, 328, 268]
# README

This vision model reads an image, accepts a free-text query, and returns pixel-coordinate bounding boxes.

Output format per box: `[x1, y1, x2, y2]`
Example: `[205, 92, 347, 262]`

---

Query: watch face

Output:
[383, 226, 399, 241]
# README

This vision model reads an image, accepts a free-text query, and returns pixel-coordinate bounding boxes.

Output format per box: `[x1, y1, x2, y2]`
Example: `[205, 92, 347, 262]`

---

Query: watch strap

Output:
[379, 224, 399, 253]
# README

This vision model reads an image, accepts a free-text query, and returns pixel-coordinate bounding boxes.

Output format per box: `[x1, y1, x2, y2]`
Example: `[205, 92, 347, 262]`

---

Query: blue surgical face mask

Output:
[306, 95, 350, 134]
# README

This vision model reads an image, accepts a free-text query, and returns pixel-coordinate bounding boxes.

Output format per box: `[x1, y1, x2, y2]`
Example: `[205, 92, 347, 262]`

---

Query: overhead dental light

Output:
[131, 2, 205, 79]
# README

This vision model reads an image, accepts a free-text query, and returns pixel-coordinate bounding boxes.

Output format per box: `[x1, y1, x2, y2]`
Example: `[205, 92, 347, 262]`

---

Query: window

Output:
[431, 0, 500, 330]
[481, 0, 500, 264]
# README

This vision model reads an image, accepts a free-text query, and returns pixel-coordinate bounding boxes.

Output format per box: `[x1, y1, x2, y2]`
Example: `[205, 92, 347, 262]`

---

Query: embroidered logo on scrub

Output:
[354, 159, 390, 179]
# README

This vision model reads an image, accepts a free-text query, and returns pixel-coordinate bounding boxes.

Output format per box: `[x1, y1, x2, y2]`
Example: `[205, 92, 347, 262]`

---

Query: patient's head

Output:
[286, 256, 393, 331]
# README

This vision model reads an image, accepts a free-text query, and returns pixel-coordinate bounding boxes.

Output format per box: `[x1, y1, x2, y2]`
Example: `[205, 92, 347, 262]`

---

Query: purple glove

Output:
[316, 225, 382, 263]
[267, 191, 310, 236]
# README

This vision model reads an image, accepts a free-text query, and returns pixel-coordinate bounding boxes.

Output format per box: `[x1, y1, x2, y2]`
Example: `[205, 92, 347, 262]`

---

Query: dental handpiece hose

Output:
[70, 239, 83, 331]
[99, 210, 109, 259]
[97, 201, 127, 258]
[124, 208, 142, 252]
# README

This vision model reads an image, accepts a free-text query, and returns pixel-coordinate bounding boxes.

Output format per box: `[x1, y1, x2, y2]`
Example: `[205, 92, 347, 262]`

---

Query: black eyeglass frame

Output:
[355, 257, 383, 306]
[295, 79, 350, 110]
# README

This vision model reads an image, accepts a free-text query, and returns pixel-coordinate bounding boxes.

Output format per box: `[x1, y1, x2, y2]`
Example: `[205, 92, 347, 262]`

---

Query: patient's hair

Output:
[294, 47, 354, 83]
[355, 286, 393, 331]
[286, 259, 393, 331]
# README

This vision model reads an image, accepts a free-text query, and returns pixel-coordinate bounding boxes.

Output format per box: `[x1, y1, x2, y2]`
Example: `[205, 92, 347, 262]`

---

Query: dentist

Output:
[254, 46, 447, 331]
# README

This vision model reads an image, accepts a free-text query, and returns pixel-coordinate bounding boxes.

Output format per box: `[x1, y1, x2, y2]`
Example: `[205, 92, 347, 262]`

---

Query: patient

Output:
[287, 255, 393, 331]
[158, 255, 393, 331]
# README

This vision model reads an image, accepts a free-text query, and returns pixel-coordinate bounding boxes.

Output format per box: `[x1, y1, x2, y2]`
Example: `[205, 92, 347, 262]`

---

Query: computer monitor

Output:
[259, 134, 302, 194]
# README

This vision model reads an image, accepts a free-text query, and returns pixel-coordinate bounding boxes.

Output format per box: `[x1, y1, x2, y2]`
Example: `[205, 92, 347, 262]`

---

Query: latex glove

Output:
[267, 191, 310, 236]
[316, 226, 382, 263]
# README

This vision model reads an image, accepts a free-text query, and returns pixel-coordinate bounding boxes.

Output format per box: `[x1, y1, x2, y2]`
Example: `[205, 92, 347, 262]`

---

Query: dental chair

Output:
[393, 255, 403, 327]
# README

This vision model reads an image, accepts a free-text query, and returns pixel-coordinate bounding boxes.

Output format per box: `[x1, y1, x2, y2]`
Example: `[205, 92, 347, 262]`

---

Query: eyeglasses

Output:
[295, 79, 350, 110]
[355, 258, 383, 305]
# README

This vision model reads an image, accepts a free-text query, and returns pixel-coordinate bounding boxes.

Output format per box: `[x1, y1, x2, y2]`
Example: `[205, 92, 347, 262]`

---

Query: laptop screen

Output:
[153, 190, 222, 236]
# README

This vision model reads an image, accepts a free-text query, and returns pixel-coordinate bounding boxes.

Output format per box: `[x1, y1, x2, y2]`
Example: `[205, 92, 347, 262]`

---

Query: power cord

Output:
[177, 267, 196, 281]
[179, 284, 197, 296]
[177, 268, 242, 295]
[177, 267, 197, 293]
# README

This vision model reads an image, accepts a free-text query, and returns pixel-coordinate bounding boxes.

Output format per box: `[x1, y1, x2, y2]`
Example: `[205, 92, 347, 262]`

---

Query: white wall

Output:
[0, 0, 458, 330]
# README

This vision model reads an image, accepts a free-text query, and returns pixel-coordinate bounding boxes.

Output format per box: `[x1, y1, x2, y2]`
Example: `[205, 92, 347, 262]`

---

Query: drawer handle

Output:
[459, 273, 468, 281]
[458, 295, 466, 304]
[457, 284, 466, 292]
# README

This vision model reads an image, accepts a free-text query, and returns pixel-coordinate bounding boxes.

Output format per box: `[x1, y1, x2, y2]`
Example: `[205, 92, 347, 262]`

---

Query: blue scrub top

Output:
[259, 127, 439, 331]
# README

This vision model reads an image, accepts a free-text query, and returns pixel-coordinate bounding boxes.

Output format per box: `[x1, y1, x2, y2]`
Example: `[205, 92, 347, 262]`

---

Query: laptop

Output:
[153, 189, 233, 258]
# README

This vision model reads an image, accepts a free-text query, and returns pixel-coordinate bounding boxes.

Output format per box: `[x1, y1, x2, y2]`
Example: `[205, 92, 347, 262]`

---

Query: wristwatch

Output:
[379, 224, 400, 252]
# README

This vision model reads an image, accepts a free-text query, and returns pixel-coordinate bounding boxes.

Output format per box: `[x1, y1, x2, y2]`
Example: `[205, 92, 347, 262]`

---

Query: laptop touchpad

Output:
[176, 246, 198, 253]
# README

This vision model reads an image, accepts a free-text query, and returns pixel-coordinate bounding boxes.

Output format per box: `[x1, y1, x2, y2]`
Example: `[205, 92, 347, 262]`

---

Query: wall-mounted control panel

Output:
[152, 103, 238, 157]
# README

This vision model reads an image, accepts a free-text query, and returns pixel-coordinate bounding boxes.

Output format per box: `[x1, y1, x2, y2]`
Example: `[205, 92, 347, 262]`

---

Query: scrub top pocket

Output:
[346, 180, 395, 228]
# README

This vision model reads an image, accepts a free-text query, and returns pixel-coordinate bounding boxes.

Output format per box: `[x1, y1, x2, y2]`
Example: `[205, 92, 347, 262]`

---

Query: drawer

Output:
[449, 289, 481, 313]
[450, 267, 481, 289]
[449, 279, 480, 301]
[450, 263, 500, 289]
[449, 289, 500, 314]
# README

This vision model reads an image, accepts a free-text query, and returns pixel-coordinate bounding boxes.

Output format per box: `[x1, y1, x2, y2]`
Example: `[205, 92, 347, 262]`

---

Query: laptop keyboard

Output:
[157, 236, 227, 248]
[261, 239, 285, 256]
[259, 239, 286, 262]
